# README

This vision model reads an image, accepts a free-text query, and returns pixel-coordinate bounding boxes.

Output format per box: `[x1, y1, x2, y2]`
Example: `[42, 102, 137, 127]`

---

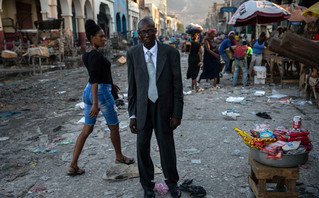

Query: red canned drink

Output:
[293, 116, 301, 130]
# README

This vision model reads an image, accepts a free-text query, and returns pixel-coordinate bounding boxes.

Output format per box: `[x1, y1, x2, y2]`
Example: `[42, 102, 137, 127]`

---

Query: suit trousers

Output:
[137, 99, 179, 191]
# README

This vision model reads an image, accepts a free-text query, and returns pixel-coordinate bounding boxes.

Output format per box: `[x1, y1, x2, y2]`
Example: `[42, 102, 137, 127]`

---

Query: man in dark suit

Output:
[127, 17, 183, 198]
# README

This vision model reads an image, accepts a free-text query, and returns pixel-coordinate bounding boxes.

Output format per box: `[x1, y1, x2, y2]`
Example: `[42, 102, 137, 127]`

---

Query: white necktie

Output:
[146, 51, 158, 102]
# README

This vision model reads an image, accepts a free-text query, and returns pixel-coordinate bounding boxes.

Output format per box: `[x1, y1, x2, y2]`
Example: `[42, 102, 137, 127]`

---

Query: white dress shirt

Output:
[143, 41, 158, 69]
[130, 41, 158, 119]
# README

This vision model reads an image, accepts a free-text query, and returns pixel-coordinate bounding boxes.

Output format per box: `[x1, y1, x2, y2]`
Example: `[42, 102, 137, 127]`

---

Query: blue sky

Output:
[167, 0, 224, 25]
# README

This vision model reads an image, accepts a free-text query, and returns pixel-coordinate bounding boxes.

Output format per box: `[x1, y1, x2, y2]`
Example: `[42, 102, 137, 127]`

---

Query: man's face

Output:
[138, 22, 157, 49]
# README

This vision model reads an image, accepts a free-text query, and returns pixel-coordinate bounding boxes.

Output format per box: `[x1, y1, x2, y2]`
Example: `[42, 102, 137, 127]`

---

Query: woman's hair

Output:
[260, 32, 266, 38]
[85, 19, 102, 42]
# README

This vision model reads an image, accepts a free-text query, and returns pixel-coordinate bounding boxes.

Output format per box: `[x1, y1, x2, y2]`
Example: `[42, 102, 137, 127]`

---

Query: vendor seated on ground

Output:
[233, 40, 249, 87]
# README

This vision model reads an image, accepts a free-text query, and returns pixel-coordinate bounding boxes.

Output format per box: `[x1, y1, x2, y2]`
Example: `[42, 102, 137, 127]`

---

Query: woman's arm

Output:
[204, 40, 220, 59]
[89, 83, 99, 119]
[198, 45, 203, 67]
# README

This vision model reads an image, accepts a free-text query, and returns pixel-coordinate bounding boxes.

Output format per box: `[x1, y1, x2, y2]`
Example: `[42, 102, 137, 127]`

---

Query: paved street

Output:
[0, 53, 318, 198]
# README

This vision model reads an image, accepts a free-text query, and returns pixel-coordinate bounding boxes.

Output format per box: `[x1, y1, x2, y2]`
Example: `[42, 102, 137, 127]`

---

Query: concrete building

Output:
[95, 0, 115, 39]
[113, 0, 127, 36]
[0, 0, 94, 49]
[144, 0, 166, 36]
[166, 15, 177, 36]
[128, 0, 139, 32]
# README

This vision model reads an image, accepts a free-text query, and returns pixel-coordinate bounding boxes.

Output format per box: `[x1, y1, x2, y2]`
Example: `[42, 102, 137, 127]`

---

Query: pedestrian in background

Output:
[249, 32, 266, 80]
[67, 19, 135, 176]
[233, 40, 249, 87]
[198, 29, 220, 89]
[183, 33, 203, 92]
[127, 17, 183, 198]
[219, 33, 235, 74]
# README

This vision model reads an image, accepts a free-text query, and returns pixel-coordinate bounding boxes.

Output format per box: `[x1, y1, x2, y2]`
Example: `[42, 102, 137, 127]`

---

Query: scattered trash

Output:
[32, 149, 45, 153]
[155, 183, 169, 195]
[221, 126, 228, 131]
[268, 94, 288, 99]
[58, 91, 66, 94]
[191, 159, 201, 164]
[0, 111, 21, 118]
[226, 97, 245, 103]
[31, 186, 46, 193]
[57, 142, 73, 145]
[223, 139, 230, 144]
[183, 148, 200, 154]
[0, 137, 10, 141]
[222, 111, 240, 120]
[30, 163, 37, 168]
[77, 117, 85, 124]
[48, 150, 58, 153]
[75, 102, 85, 109]
[301, 165, 308, 169]
[53, 126, 62, 132]
[106, 148, 114, 151]
[254, 90, 265, 96]
[17, 163, 25, 167]
[51, 137, 65, 143]
[155, 146, 160, 152]
[89, 134, 98, 138]
[232, 149, 242, 156]
[183, 91, 192, 95]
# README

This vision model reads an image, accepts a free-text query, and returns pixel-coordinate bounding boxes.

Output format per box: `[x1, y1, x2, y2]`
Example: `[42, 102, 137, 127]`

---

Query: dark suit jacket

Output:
[127, 42, 183, 130]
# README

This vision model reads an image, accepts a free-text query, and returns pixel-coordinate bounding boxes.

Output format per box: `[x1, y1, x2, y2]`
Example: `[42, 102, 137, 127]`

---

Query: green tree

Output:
[177, 22, 184, 33]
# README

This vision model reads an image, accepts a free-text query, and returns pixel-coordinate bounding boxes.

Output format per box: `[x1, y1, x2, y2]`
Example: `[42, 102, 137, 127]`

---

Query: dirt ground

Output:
[0, 53, 318, 198]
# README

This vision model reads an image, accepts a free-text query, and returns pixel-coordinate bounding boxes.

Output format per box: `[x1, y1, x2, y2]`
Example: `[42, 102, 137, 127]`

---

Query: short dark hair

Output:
[138, 17, 155, 29]
[260, 32, 266, 38]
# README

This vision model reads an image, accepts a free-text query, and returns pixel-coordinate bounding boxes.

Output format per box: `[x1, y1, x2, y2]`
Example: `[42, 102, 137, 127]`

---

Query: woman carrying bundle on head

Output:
[183, 32, 203, 92]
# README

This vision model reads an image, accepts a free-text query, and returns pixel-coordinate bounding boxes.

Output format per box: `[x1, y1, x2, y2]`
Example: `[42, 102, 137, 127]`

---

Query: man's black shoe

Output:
[170, 186, 181, 198]
[144, 189, 155, 198]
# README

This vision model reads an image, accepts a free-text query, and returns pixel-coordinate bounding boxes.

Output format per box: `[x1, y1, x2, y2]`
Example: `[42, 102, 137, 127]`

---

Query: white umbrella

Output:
[229, 1, 291, 27]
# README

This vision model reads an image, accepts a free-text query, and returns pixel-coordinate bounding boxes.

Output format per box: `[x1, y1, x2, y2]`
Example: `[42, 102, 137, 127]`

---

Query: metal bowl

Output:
[250, 148, 309, 167]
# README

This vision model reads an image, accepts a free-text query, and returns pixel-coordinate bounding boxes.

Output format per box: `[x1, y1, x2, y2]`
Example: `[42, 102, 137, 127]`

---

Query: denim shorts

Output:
[82, 83, 119, 125]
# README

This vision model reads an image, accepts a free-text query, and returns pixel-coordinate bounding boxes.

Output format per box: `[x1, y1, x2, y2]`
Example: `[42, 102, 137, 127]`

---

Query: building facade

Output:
[128, 0, 139, 32]
[0, 0, 94, 49]
[95, 0, 115, 39]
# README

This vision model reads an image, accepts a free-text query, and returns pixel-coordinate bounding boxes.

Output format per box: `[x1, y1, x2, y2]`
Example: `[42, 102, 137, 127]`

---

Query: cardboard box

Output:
[116, 56, 126, 66]
[1, 50, 18, 58]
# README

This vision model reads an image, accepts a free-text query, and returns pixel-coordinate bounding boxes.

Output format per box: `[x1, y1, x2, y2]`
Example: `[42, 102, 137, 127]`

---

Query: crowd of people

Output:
[179, 29, 268, 92]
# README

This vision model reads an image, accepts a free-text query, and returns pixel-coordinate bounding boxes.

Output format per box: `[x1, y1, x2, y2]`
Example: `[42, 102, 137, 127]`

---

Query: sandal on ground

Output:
[67, 166, 85, 176]
[256, 112, 272, 119]
[115, 156, 135, 165]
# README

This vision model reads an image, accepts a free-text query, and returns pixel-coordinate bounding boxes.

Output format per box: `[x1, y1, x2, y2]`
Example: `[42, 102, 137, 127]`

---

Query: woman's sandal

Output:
[115, 156, 135, 165]
[67, 166, 85, 176]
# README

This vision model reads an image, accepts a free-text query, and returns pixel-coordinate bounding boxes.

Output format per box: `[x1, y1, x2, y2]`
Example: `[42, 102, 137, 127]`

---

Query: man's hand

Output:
[129, 118, 138, 134]
[170, 118, 181, 130]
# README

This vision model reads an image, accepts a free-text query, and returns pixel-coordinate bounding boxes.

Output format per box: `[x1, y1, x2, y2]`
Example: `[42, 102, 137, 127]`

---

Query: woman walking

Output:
[198, 29, 220, 88]
[67, 20, 134, 176]
[183, 33, 202, 91]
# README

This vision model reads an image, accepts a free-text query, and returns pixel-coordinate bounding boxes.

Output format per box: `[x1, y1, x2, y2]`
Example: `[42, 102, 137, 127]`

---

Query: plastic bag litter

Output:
[254, 91, 265, 96]
[77, 117, 85, 124]
[75, 102, 85, 109]
[226, 97, 245, 103]
[267, 94, 288, 99]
